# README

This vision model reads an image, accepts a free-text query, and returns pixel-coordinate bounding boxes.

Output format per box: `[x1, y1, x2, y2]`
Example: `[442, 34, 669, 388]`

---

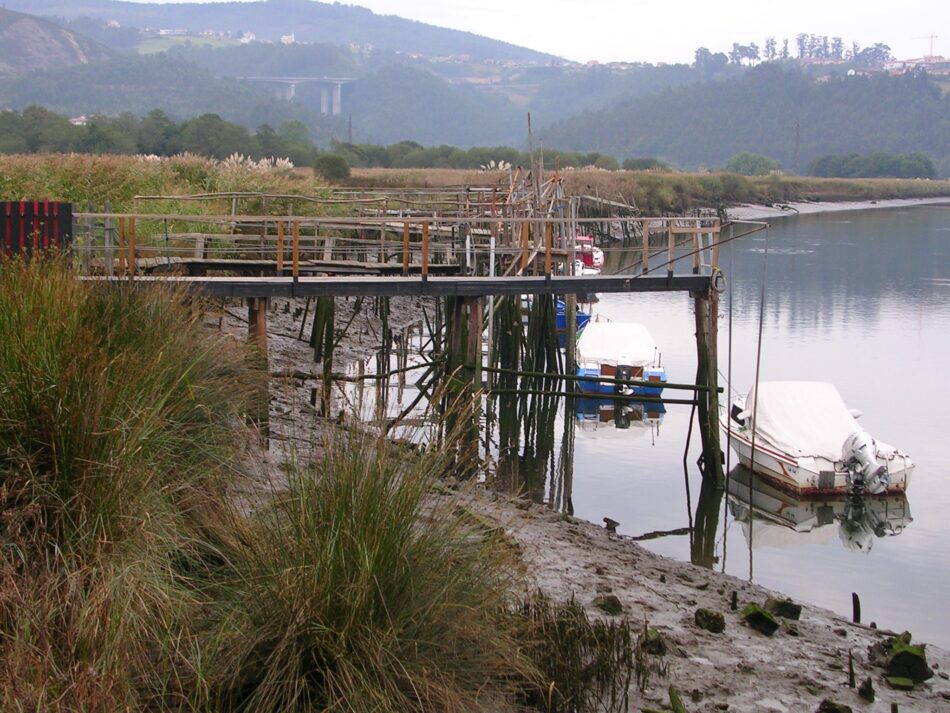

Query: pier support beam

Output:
[693, 287, 723, 482]
[246, 297, 270, 440]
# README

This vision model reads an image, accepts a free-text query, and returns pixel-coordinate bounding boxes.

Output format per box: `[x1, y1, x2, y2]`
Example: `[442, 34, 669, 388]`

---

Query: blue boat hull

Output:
[575, 366, 667, 395]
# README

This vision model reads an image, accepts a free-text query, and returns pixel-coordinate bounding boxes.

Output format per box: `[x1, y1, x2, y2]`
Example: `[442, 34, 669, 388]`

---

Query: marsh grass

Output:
[205, 424, 536, 713]
[0, 259, 255, 710]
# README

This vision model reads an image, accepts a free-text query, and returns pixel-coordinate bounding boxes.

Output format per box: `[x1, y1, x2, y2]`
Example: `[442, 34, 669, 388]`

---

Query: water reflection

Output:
[724, 466, 911, 554]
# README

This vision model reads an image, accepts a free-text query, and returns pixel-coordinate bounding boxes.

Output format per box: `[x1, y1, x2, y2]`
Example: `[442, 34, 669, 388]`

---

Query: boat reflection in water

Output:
[725, 465, 912, 554]
[574, 397, 665, 436]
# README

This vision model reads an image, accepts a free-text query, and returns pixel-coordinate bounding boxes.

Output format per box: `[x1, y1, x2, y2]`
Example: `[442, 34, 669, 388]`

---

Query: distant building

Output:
[69, 115, 88, 127]
[885, 56, 950, 77]
[280, 33, 296, 45]
[240, 32, 257, 44]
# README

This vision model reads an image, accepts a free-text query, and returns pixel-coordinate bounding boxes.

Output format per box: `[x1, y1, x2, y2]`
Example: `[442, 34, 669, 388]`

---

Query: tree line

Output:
[808, 152, 936, 179]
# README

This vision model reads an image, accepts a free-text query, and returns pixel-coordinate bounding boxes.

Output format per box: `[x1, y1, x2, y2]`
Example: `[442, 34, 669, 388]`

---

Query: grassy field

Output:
[350, 167, 950, 215]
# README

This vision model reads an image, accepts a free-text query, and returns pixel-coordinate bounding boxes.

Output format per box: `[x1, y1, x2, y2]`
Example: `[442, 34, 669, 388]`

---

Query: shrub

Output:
[313, 153, 351, 182]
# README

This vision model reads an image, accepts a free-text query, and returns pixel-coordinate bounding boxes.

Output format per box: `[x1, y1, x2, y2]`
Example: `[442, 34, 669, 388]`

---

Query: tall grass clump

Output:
[0, 259, 254, 710]
[206, 424, 535, 713]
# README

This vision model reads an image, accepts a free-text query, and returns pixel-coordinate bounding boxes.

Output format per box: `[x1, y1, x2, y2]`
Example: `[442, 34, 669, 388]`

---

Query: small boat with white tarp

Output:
[724, 381, 913, 496]
[575, 321, 667, 396]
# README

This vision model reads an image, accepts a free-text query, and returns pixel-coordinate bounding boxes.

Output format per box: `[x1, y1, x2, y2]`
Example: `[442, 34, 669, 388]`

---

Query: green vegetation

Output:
[313, 153, 351, 181]
[333, 139, 620, 170]
[543, 64, 950, 173]
[622, 157, 671, 171]
[0, 258, 642, 711]
[808, 152, 936, 178]
[724, 151, 782, 175]
[0, 260, 253, 708]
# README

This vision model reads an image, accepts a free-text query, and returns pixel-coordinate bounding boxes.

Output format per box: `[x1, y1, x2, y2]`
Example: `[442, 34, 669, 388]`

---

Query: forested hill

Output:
[8, 0, 556, 63]
[542, 64, 950, 171]
[0, 8, 111, 77]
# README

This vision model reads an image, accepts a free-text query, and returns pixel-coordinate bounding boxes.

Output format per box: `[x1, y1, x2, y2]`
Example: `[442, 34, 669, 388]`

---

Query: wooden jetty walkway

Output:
[61, 184, 732, 481]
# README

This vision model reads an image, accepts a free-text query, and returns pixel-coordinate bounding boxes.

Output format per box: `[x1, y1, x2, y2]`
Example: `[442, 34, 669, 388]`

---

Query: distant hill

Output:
[345, 65, 524, 147]
[9, 0, 558, 63]
[0, 8, 112, 77]
[0, 53, 345, 143]
[542, 64, 950, 170]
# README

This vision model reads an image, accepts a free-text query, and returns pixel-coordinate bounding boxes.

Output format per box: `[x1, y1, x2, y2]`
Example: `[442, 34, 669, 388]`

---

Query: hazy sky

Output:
[136, 0, 946, 63]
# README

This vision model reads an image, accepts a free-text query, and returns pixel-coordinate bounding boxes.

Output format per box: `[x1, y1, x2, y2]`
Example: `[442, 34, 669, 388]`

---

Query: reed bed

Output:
[350, 167, 950, 215]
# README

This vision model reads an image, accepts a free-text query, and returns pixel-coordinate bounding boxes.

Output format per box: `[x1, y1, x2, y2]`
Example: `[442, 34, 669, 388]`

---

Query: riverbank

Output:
[232, 297, 950, 711]
[472, 487, 950, 712]
[727, 196, 950, 222]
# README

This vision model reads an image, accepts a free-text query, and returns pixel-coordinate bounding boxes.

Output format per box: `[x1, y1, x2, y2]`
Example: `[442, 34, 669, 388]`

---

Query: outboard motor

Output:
[842, 430, 889, 495]
[616, 364, 631, 394]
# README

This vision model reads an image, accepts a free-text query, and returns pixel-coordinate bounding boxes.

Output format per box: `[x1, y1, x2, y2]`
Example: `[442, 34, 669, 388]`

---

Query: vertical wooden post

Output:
[544, 222, 552, 276]
[421, 221, 430, 279]
[694, 288, 723, 483]
[466, 296, 483, 389]
[82, 203, 93, 274]
[102, 201, 113, 277]
[565, 293, 577, 383]
[246, 297, 270, 441]
[292, 220, 300, 279]
[520, 222, 530, 272]
[128, 217, 136, 278]
[117, 217, 127, 276]
[276, 220, 284, 273]
[666, 224, 675, 280]
[641, 219, 650, 275]
[402, 221, 410, 275]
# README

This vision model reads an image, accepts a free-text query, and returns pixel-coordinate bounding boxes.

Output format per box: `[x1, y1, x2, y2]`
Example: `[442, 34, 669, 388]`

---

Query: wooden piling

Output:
[117, 217, 127, 276]
[694, 288, 723, 482]
[246, 297, 270, 440]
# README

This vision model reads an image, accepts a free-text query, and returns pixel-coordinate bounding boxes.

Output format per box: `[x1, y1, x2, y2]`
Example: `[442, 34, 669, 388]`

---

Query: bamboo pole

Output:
[520, 222, 530, 271]
[544, 223, 552, 275]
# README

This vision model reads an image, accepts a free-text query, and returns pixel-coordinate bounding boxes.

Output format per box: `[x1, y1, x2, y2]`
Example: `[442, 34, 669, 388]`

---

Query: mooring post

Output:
[694, 287, 723, 482]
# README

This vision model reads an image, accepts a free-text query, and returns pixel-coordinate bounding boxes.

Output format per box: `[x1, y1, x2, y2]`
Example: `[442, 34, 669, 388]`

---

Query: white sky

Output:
[136, 0, 947, 63]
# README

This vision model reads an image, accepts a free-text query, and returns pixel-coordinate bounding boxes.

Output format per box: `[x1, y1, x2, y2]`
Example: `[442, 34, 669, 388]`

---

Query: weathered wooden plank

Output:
[83, 274, 711, 298]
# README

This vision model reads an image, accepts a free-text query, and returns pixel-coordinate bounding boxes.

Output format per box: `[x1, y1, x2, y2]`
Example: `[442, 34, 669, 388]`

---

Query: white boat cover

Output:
[744, 381, 859, 461]
[576, 322, 657, 367]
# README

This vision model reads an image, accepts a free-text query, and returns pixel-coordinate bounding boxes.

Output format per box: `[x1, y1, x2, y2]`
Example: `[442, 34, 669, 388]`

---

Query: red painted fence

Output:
[1, 201, 73, 258]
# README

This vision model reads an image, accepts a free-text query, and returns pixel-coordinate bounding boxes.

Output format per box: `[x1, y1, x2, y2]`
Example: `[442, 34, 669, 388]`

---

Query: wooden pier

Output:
[71, 185, 727, 482]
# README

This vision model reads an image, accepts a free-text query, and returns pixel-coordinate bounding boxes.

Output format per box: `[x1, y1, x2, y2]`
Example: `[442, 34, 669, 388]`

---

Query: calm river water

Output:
[344, 203, 950, 648]
[569, 204, 950, 648]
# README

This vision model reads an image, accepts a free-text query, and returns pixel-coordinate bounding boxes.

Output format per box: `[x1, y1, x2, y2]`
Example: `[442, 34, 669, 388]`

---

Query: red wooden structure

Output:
[1, 201, 72, 258]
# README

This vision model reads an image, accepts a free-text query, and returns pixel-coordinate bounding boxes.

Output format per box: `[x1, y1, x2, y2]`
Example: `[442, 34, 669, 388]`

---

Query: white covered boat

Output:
[724, 381, 913, 495]
[575, 321, 667, 395]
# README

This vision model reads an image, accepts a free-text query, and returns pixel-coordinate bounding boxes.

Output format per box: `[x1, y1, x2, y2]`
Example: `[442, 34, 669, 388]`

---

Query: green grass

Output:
[0, 259, 255, 709]
[204, 425, 534, 712]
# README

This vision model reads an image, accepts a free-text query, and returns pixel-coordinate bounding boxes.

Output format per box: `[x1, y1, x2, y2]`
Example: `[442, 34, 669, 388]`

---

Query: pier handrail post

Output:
[421, 221, 429, 281]
[402, 221, 410, 275]
[641, 219, 650, 274]
[520, 222, 530, 272]
[128, 216, 136, 281]
[117, 217, 126, 277]
[544, 222, 552, 278]
[666, 224, 674, 282]
[292, 220, 300, 283]
[276, 219, 284, 274]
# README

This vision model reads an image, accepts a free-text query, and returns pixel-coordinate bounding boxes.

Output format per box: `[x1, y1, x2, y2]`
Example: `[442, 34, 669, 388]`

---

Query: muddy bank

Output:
[220, 295, 950, 711]
[472, 488, 950, 712]
[728, 197, 950, 222]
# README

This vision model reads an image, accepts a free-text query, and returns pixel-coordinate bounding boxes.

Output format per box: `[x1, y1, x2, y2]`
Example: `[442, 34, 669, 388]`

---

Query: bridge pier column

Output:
[331, 82, 342, 115]
[320, 87, 330, 115]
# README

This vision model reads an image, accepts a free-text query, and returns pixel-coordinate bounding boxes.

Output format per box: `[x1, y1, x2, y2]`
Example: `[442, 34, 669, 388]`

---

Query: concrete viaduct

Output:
[239, 77, 357, 115]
